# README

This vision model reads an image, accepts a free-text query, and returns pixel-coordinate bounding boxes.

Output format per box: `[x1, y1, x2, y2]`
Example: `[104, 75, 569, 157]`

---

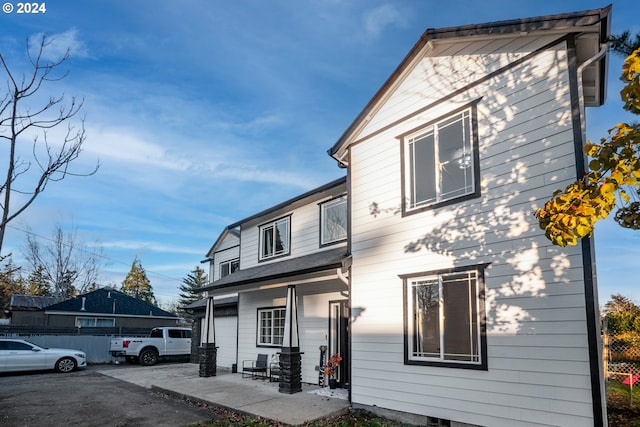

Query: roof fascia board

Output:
[328, 5, 611, 159]
[227, 176, 346, 229]
[205, 227, 240, 259]
[43, 311, 179, 319]
[203, 271, 342, 296]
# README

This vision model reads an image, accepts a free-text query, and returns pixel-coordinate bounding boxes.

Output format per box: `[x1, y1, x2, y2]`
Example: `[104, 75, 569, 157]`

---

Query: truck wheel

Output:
[138, 348, 158, 366]
[125, 356, 138, 364]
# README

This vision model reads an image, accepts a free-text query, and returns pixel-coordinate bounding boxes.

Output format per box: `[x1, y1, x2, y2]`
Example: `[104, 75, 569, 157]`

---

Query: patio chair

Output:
[242, 353, 268, 379]
[269, 353, 282, 382]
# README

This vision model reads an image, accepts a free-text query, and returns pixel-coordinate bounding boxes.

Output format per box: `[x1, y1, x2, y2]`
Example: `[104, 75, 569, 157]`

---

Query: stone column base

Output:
[279, 347, 303, 394]
[199, 343, 217, 377]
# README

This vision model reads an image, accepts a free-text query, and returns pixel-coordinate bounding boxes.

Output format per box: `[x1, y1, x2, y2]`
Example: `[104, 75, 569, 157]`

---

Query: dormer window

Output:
[259, 216, 290, 260]
[320, 196, 347, 246]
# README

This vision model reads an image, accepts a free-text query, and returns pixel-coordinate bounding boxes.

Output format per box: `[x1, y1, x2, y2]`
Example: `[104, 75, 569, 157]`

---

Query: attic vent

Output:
[80, 297, 86, 311]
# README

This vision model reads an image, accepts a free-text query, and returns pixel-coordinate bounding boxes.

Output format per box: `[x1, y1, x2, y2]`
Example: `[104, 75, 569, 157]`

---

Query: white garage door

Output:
[215, 316, 237, 368]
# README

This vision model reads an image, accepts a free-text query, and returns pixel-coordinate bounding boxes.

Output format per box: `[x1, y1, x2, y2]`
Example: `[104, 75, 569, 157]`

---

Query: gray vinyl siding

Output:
[214, 246, 240, 282]
[348, 38, 596, 426]
[239, 189, 347, 270]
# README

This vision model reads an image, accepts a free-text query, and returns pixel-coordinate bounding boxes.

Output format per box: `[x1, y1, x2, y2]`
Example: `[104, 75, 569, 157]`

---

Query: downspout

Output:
[575, 41, 608, 427]
[577, 43, 608, 144]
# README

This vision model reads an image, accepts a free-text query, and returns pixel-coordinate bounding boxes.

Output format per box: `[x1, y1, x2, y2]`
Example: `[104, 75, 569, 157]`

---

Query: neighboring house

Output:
[202, 7, 610, 427]
[183, 295, 238, 367]
[10, 288, 181, 329]
[9, 294, 57, 316]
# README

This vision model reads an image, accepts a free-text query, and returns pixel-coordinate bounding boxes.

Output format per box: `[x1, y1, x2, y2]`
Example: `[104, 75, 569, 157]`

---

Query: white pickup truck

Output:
[110, 327, 192, 366]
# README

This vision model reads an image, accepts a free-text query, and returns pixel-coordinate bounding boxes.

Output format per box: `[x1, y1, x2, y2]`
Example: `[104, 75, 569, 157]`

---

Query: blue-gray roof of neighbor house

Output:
[10, 294, 57, 310]
[200, 247, 349, 292]
[43, 287, 177, 317]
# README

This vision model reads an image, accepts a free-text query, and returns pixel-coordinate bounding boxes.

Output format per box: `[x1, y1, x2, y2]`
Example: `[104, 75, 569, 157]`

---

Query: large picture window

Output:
[220, 258, 239, 278]
[257, 307, 286, 346]
[259, 217, 290, 260]
[403, 266, 486, 369]
[403, 107, 478, 213]
[75, 317, 115, 328]
[320, 196, 347, 246]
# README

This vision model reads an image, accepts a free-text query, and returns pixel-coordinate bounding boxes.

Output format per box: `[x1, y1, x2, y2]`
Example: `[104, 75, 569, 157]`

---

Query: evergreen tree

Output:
[121, 257, 156, 305]
[609, 31, 640, 57]
[178, 266, 207, 309]
[0, 254, 25, 316]
[25, 266, 51, 296]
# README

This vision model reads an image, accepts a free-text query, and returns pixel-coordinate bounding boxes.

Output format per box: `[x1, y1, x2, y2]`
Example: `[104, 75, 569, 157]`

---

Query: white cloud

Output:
[101, 240, 203, 255]
[362, 4, 405, 38]
[30, 28, 89, 62]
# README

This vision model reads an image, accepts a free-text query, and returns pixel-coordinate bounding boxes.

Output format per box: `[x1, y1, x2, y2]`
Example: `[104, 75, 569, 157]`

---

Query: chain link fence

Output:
[603, 328, 640, 407]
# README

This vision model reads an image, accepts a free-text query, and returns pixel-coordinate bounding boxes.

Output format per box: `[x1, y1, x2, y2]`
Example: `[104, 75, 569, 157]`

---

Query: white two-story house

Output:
[202, 6, 611, 426]
[202, 177, 350, 384]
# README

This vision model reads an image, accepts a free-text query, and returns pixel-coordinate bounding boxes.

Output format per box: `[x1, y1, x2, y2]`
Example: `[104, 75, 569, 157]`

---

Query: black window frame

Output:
[401, 263, 488, 370]
[319, 195, 348, 247]
[220, 258, 240, 278]
[256, 306, 287, 347]
[258, 215, 291, 262]
[400, 102, 481, 217]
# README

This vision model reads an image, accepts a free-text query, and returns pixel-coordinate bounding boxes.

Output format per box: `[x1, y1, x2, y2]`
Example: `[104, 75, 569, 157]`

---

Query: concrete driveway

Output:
[97, 363, 350, 425]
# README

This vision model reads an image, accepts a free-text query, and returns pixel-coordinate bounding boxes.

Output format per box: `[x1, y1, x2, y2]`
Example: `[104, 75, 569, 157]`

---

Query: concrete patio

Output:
[97, 363, 350, 425]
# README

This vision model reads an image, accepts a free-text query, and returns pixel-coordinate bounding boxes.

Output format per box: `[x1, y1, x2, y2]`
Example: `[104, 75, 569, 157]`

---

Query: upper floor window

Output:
[403, 107, 479, 214]
[259, 216, 290, 260]
[320, 196, 347, 246]
[220, 258, 239, 278]
[402, 265, 487, 370]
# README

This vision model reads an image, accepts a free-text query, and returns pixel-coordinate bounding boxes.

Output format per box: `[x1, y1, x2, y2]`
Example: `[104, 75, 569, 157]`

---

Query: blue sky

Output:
[1, 1, 639, 307]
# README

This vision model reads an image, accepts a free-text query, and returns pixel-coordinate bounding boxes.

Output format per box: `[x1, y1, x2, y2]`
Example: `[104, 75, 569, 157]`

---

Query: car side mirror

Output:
[31, 348, 41, 352]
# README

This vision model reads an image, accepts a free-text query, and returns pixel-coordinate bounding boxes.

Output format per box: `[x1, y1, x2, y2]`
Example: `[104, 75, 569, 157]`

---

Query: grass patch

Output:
[608, 380, 640, 426]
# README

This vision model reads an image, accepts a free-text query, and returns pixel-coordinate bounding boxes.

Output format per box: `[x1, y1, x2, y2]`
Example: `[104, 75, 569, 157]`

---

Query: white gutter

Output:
[577, 43, 608, 144]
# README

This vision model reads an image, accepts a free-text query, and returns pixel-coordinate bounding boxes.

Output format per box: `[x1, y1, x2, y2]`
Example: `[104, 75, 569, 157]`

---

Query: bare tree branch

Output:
[0, 34, 100, 253]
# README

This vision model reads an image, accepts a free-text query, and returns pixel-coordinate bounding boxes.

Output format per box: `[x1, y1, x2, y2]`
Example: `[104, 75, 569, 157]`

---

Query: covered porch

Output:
[199, 247, 351, 393]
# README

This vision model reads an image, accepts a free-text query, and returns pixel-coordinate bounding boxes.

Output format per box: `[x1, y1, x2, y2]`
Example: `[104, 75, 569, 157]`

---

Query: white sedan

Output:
[0, 339, 87, 373]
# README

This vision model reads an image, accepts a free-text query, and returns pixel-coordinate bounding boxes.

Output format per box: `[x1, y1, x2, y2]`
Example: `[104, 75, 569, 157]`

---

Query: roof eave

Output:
[327, 5, 612, 160]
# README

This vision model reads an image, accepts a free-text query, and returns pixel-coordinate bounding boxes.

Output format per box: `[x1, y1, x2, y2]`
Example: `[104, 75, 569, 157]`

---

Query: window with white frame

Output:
[404, 107, 477, 213]
[320, 196, 347, 245]
[259, 217, 290, 260]
[220, 258, 239, 278]
[75, 317, 115, 328]
[257, 307, 286, 346]
[404, 267, 486, 369]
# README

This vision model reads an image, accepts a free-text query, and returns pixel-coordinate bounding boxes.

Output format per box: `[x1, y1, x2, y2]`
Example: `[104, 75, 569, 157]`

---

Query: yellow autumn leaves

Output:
[535, 48, 640, 246]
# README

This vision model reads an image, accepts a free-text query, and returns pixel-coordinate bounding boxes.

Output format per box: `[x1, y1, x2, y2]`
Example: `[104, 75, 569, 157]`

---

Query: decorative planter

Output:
[329, 378, 337, 389]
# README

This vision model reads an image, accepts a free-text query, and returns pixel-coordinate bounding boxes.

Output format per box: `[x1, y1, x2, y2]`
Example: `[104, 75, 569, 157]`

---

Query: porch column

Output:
[199, 296, 217, 377]
[279, 285, 303, 394]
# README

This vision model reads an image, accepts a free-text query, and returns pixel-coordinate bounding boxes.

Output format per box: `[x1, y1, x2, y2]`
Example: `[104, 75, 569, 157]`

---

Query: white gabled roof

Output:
[328, 6, 611, 162]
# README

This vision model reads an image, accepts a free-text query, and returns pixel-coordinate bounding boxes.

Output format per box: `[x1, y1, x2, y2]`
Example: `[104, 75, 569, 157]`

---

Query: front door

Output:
[328, 300, 349, 387]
